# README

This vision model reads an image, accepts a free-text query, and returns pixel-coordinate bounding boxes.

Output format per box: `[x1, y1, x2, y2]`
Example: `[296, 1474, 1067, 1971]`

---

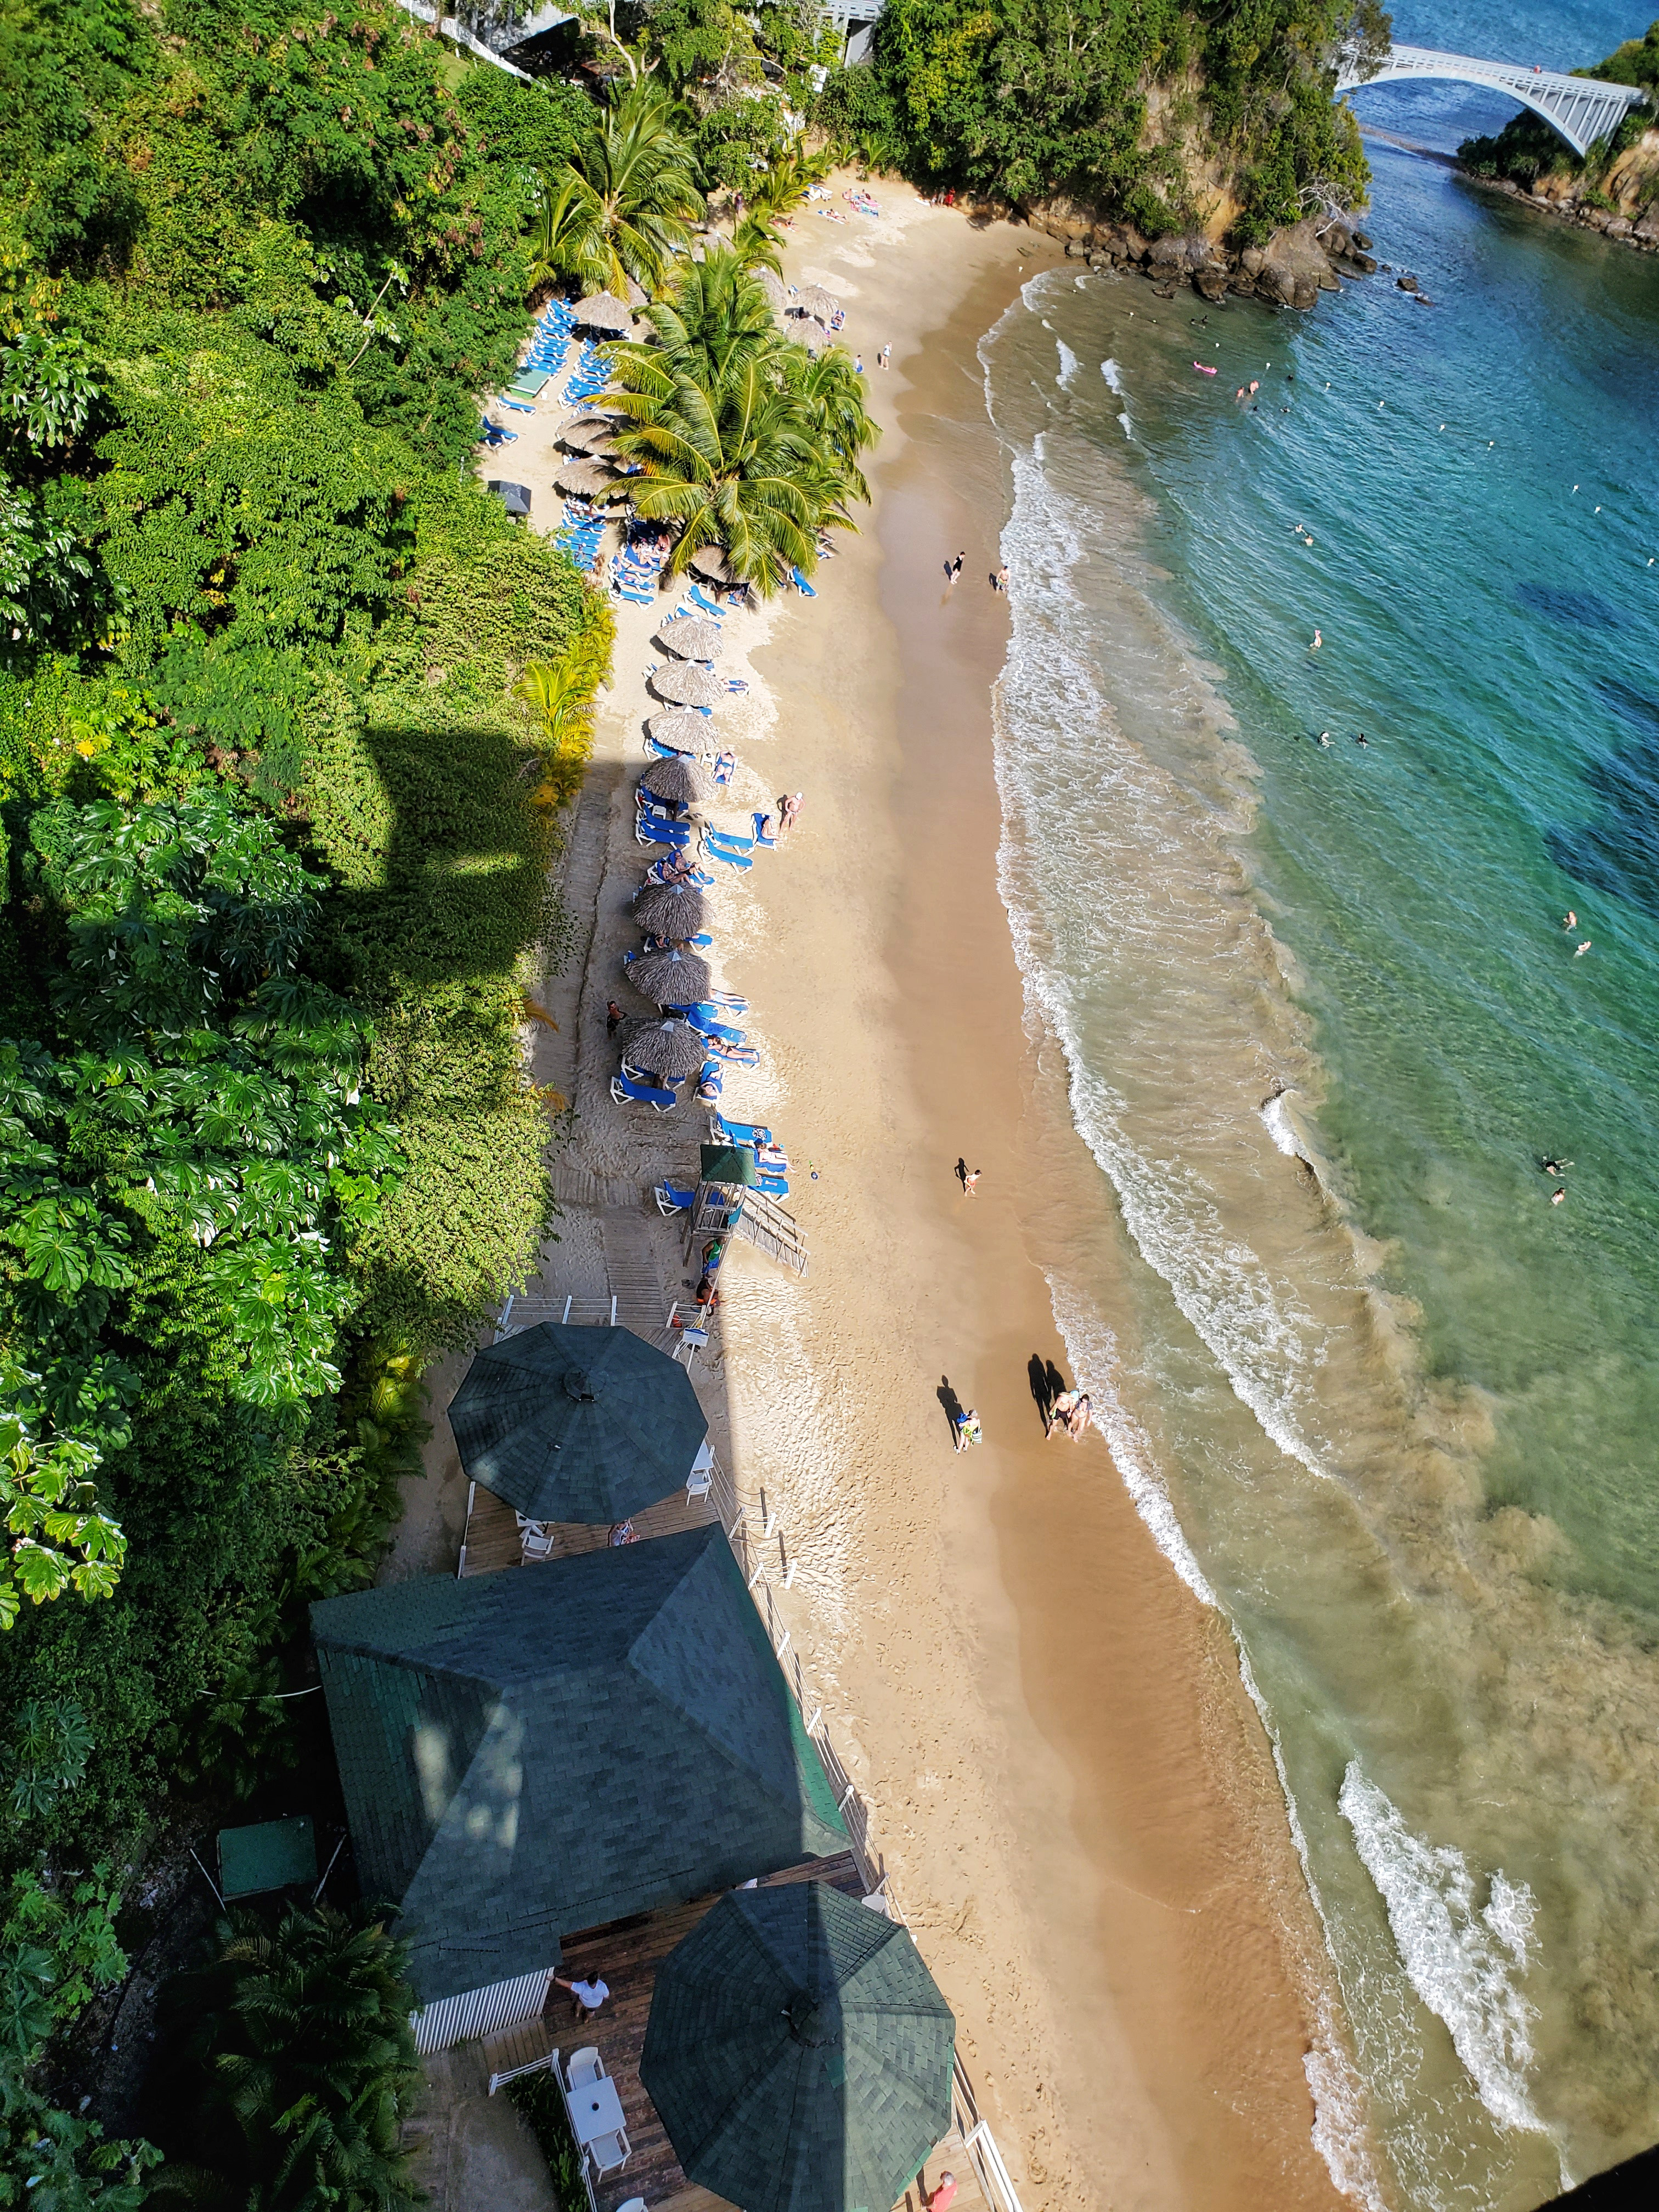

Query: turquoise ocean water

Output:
[980, 8, 1659, 2206]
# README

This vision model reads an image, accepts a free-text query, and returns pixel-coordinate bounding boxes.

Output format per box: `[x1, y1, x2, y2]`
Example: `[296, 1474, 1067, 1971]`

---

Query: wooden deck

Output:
[548, 1855, 857, 2212]
[459, 1480, 720, 1577]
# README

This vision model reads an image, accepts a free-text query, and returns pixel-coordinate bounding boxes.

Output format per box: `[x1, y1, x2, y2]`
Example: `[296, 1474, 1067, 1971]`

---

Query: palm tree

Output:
[628, 244, 782, 390]
[781, 342, 882, 505]
[532, 81, 703, 300]
[606, 355, 836, 595]
[150, 1904, 421, 2212]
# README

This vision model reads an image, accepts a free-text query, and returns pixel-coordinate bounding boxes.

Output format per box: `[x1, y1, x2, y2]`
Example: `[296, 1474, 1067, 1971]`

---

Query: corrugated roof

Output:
[312, 1525, 845, 2005]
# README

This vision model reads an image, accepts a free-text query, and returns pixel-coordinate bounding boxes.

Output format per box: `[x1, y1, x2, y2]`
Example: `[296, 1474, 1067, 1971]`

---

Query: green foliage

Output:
[455, 66, 595, 170]
[1592, 17, 1659, 93]
[503, 2068, 588, 2212]
[1460, 21, 1659, 190]
[605, 244, 877, 591]
[149, 1904, 421, 2212]
[533, 77, 704, 297]
[0, 2064, 159, 2211]
[0, 1384, 126, 1628]
[825, 0, 1380, 236]
[1, 1864, 126, 2052]
[6, 1696, 93, 1820]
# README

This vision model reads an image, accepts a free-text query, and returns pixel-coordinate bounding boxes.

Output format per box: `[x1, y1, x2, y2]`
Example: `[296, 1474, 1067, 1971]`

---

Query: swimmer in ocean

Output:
[1354, 731, 1369, 747]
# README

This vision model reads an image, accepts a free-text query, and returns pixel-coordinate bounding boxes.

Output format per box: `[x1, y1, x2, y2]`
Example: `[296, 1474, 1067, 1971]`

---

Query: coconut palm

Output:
[533, 81, 703, 300]
[606, 356, 839, 595]
[781, 342, 882, 505]
[625, 244, 782, 390]
[150, 1904, 421, 2212]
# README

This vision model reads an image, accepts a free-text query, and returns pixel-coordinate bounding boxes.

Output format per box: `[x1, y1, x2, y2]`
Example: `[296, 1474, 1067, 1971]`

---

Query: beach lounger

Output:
[704, 828, 754, 856]
[697, 1060, 723, 1098]
[654, 1182, 695, 1215]
[499, 397, 536, 414]
[636, 817, 692, 848]
[703, 842, 752, 870]
[756, 1173, 788, 1198]
[679, 1008, 744, 1045]
[701, 991, 748, 1012]
[641, 932, 713, 953]
[792, 567, 817, 596]
[688, 585, 724, 617]
[612, 1072, 677, 1113]
[646, 734, 696, 761]
[711, 1115, 774, 1150]
[705, 1036, 760, 1066]
[752, 812, 776, 847]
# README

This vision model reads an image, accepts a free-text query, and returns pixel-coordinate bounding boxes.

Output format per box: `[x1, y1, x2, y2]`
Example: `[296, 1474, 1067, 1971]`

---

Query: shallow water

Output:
[981, 13, 1659, 2206]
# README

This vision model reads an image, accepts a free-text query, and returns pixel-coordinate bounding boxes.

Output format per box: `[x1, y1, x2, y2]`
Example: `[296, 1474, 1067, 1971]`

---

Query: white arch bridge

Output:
[1336, 43, 1650, 158]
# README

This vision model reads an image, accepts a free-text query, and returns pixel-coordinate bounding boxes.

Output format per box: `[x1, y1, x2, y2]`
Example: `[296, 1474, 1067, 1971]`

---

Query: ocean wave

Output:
[1056, 337, 1080, 388]
[1101, 357, 1125, 395]
[1339, 1762, 1551, 2144]
[992, 444, 1334, 1483]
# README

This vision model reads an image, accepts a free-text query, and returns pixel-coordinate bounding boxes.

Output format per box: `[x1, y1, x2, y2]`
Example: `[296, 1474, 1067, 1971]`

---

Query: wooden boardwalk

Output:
[459, 1480, 719, 1578]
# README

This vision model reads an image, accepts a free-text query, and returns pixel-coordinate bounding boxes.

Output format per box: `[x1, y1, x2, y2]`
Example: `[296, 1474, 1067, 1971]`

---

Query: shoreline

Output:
[718, 187, 1351, 2211]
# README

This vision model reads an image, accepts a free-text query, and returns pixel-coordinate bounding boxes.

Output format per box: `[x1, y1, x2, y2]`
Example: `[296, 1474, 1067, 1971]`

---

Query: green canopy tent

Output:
[641, 1881, 956, 2212]
[448, 1322, 707, 1525]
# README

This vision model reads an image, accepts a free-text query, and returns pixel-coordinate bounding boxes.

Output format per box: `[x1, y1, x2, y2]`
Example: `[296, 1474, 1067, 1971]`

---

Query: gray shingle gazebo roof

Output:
[447, 1322, 709, 1525]
[641, 1881, 956, 2212]
[311, 1526, 847, 2006]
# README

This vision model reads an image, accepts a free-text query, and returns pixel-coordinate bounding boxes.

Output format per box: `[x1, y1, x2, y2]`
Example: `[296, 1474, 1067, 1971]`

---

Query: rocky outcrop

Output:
[1022, 201, 1377, 311]
[1463, 123, 1659, 257]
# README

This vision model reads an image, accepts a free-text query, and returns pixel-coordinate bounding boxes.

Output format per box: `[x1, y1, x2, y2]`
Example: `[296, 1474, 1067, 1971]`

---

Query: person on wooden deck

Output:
[555, 1972, 610, 2023]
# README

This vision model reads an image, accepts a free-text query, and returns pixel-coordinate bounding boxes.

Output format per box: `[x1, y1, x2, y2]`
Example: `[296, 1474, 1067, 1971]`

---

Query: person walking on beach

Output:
[606, 998, 623, 1040]
[955, 1158, 981, 1195]
[953, 1407, 981, 1452]
[778, 791, 803, 836]
[879, 343, 891, 369]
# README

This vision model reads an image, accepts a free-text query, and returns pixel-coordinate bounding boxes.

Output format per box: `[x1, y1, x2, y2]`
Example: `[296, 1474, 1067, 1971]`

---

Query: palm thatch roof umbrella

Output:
[797, 320, 831, 358]
[641, 1881, 956, 2212]
[560, 416, 622, 453]
[556, 457, 618, 498]
[627, 947, 712, 1004]
[634, 884, 707, 938]
[447, 1322, 708, 1524]
[756, 266, 788, 319]
[795, 283, 840, 325]
[652, 662, 725, 709]
[654, 616, 723, 661]
[640, 756, 714, 808]
[689, 544, 733, 586]
[646, 709, 714, 752]
[573, 290, 635, 334]
[624, 1019, 708, 1081]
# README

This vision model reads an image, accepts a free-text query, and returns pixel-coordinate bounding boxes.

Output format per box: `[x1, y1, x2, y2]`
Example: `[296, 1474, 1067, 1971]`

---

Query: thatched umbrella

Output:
[641, 1881, 956, 2212]
[654, 616, 723, 661]
[560, 417, 622, 453]
[756, 267, 788, 319]
[646, 709, 714, 752]
[798, 320, 831, 357]
[628, 947, 712, 1004]
[634, 884, 707, 938]
[624, 1019, 708, 1081]
[574, 290, 634, 334]
[796, 284, 840, 325]
[690, 544, 733, 586]
[652, 663, 725, 709]
[448, 1322, 708, 1524]
[556, 456, 618, 498]
[641, 756, 714, 808]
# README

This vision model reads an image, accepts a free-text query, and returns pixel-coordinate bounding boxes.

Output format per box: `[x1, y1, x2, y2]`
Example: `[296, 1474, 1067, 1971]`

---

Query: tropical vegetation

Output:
[817, 0, 1391, 243]
[603, 245, 878, 591]
[1458, 20, 1659, 203]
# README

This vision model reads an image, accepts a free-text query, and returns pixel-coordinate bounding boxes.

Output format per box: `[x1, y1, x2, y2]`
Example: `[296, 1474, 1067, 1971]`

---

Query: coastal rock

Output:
[1228, 272, 1258, 296]
[1637, 202, 1659, 240]
[1239, 246, 1266, 278]
[1396, 273, 1418, 291]
[1583, 207, 1612, 230]
[1259, 216, 1341, 306]
[1606, 215, 1634, 239]
[1353, 228, 1373, 249]
[1194, 267, 1230, 301]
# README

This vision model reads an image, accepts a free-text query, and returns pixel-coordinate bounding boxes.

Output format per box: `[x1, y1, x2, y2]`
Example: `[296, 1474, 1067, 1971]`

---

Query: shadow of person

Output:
[1028, 1353, 1054, 1435]
[1045, 1359, 1067, 1409]
[938, 1376, 964, 1444]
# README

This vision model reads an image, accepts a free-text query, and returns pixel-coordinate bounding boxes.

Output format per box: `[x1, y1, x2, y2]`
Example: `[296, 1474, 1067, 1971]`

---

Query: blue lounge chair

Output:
[499, 397, 536, 415]
[679, 1009, 744, 1045]
[654, 1181, 695, 1215]
[647, 735, 695, 761]
[757, 1173, 789, 1198]
[612, 1071, 677, 1113]
[636, 817, 692, 849]
[641, 932, 713, 953]
[697, 1059, 724, 1097]
[702, 991, 748, 1013]
[689, 585, 724, 617]
[752, 812, 776, 847]
[704, 843, 752, 871]
[712, 1115, 774, 1149]
[792, 567, 817, 597]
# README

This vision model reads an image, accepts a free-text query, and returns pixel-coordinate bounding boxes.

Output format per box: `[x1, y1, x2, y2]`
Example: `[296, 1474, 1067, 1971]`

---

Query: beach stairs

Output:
[729, 1187, 809, 1277]
[601, 1209, 668, 1327]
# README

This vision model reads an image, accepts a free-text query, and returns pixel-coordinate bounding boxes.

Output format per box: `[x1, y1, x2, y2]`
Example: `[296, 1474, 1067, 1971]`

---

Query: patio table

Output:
[568, 2075, 625, 2146]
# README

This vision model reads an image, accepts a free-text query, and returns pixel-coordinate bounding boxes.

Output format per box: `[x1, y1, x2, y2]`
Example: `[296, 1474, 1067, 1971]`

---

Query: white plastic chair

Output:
[566, 2046, 603, 2089]
[588, 2129, 630, 2177]
[686, 1442, 715, 1502]
[520, 1521, 555, 1561]
[616, 2198, 648, 2212]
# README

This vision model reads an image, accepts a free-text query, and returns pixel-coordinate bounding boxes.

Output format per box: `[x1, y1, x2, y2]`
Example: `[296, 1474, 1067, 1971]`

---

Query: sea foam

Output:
[1339, 1763, 1550, 2143]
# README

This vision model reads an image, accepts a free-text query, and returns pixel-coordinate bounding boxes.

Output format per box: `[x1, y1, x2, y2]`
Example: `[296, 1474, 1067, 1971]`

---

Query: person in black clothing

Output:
[606, 1000, 623, 1040]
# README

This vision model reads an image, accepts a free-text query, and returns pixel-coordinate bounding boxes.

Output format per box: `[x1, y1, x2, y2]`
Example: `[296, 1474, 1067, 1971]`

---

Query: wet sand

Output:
[710, 190, 1351, 2212]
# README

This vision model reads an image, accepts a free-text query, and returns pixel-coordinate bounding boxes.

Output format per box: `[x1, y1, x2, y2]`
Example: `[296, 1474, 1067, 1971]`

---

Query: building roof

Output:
[311, 1525, 846, 2006]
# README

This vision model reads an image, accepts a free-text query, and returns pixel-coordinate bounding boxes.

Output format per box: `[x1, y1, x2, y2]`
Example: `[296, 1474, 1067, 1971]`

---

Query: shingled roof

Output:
[311, 1525, 846, 2007]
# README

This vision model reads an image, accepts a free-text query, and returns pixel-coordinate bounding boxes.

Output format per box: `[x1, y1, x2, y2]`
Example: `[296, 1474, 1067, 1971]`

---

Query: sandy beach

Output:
[704, 190, 1350, 2211]
[398, 182, 1358, 2212]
